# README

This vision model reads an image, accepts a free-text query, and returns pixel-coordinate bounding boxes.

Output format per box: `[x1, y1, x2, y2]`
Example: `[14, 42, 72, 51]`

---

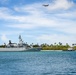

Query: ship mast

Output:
[19, 35, 23, 45]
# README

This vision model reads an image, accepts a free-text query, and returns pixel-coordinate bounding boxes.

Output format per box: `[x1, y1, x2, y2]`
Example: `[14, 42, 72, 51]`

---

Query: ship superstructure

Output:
[0, 35, 41, 52]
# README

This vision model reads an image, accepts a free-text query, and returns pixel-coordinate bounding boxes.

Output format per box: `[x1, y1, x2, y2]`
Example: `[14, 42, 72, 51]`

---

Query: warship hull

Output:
[0, 47, 41, 52]
[0, 35, 42, 52]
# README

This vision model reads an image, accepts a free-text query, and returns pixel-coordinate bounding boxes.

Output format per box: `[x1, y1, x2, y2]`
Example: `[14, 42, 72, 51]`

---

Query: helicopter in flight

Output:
[42, 4, 49, 7]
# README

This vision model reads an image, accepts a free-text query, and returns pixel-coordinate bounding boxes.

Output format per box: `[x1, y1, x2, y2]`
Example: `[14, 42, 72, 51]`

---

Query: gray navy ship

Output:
[0, 35, 41, 52]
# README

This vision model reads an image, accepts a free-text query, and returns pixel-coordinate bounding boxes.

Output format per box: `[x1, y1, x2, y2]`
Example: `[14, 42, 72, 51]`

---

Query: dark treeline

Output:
[33, 42, 76, 50]
[0, 42, 76, 50]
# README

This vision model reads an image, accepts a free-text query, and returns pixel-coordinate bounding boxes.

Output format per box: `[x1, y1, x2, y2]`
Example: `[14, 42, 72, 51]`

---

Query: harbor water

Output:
[0, 51, 76, 75]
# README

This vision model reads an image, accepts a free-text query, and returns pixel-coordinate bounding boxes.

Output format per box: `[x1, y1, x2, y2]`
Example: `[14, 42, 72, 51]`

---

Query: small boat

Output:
[67, 47, 75, 51]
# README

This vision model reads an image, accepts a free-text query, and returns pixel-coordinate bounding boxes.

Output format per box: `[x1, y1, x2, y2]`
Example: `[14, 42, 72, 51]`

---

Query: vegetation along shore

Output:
[0, 42, 76, 51]
[31, 42, 76, 51]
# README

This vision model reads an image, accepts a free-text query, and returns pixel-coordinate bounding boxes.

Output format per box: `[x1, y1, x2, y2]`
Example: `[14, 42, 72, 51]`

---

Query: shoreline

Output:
[41, 50, 76, 51]
[41, 50, 63, 51]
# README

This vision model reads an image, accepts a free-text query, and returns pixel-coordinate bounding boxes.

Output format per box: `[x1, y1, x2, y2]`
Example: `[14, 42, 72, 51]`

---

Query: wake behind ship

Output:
[0, 35, 41, 52]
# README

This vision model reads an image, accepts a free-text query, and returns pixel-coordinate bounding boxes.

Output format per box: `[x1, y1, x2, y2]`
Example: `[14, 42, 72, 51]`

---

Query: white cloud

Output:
[7, 24, 37, 29]
[47, 0, 74, 10]
[0, 0, 76, 45]
[36, 34, 76, 45]
[55, 11, 76, 18]
[7, 15, 76, 35]
[0, 34, 8, 42]
[0, 5, 76, 35]
[0, 31, 24, 35]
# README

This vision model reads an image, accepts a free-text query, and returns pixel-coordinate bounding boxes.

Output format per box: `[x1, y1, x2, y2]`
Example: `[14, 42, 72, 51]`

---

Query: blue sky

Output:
[0, 0, 76, 45]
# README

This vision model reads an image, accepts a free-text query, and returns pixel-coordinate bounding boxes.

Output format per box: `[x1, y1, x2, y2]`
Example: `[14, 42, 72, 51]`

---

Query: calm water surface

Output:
[0, 51, 76, 75]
